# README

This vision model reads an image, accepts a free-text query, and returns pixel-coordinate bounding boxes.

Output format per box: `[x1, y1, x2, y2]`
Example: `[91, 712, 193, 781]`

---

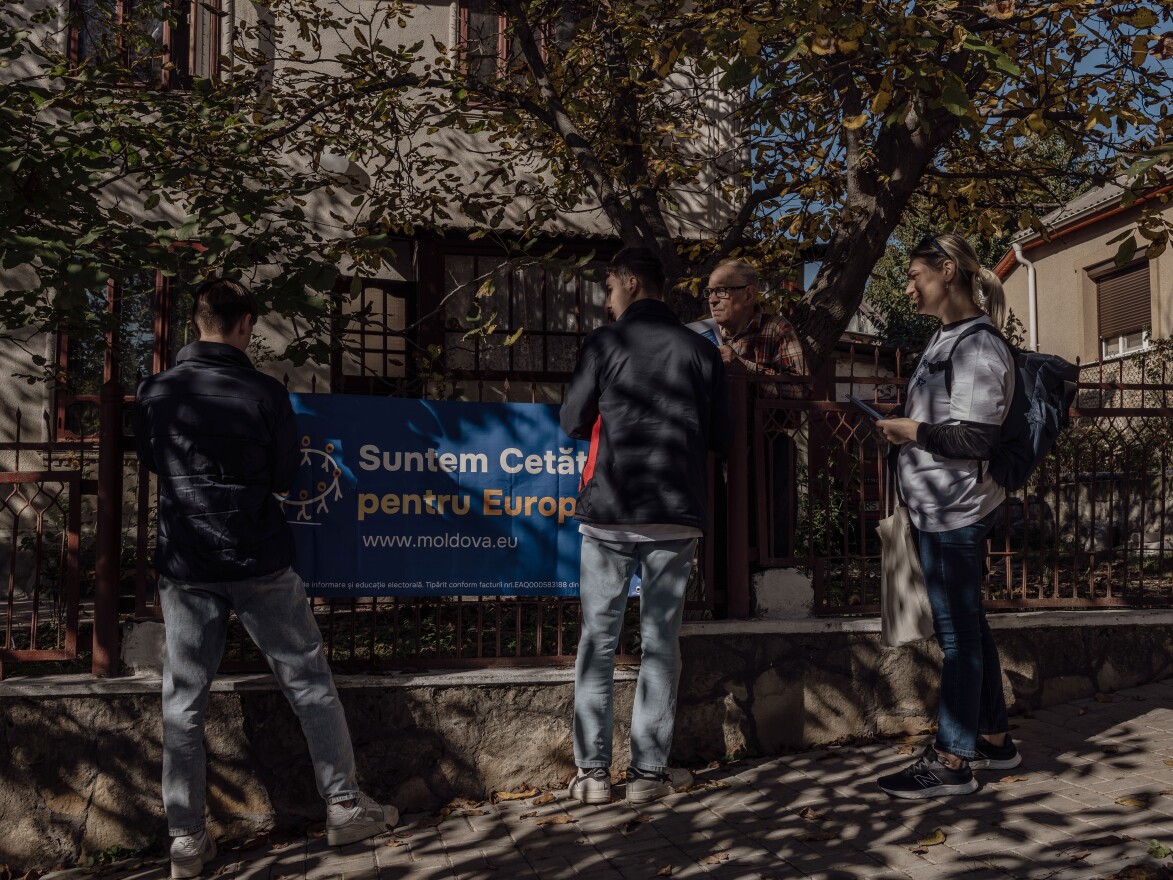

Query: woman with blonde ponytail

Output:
[875, 232, 1021, 799]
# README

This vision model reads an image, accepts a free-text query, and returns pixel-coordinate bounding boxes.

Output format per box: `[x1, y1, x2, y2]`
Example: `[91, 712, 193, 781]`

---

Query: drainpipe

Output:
[1012, 242, 1039, 352]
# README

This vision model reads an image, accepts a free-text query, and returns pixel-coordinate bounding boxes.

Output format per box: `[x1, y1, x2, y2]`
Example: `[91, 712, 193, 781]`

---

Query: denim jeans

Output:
[916, 509, 1009, 759]
[574, 536, 696, 774]
[158, 567, 359, 836]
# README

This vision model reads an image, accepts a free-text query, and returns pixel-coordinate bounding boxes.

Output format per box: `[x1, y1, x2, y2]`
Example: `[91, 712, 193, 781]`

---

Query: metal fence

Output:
[5, 350, 1173, 678]
[745, 348, 1173, 614]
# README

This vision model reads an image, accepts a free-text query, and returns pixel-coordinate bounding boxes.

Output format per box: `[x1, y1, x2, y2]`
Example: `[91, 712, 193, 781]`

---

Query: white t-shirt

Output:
[897, 316, 1014, 533]
[578, 523, 702, 543]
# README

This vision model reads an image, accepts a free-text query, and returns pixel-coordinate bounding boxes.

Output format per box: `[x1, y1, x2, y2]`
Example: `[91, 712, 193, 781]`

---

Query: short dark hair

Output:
[607, 247, 665, 298]
[191, 277, 257, 338]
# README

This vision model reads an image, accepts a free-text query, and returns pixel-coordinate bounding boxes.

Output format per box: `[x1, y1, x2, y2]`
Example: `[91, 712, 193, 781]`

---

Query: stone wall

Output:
[2, 611, 1172, 871]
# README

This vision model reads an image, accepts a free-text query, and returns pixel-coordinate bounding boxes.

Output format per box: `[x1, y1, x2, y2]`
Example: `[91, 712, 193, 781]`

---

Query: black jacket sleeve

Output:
[132, 387, 158, 475]
[560, 336, 601, 440]
[916, 420, 1000, 460]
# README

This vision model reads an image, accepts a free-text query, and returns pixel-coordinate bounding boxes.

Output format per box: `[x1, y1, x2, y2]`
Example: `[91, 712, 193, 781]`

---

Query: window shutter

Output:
[1097, 263, 1151, 340]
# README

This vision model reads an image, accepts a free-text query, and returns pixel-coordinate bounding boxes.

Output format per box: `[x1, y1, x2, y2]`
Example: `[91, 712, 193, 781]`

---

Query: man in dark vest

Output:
[134, 278, 396, 878]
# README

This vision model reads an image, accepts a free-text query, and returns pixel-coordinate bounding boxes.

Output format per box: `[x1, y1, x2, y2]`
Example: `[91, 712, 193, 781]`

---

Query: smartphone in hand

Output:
[846, 394, 885, 422]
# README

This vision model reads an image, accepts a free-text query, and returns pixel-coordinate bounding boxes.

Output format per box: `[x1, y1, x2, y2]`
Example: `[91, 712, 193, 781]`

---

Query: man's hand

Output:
[718, 344, 745, 372]
[877, 417, 920, 446]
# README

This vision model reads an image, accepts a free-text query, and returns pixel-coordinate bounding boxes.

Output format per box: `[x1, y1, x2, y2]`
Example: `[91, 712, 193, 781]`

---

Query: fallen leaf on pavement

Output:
[1163, 760, 1173, 767]
[620, 815, 653, 833]
[460, 809, 488, 816]
[1159, 790, 1173, 797]
[1147, 840, 1173, 859]
[531, 793, 555, 806]
[536, 815, 573, 826]
[998, 775, 1030, 783]
[385, 840, 406, 848]
[1069, 851, 1090, 861]
[1114, 795, 1149, 808]
[917, 829, 947, 847]
[495, 788, 539, 801]
[657, 867, 673, 876]
[897, 736, 925, 743]
[706, 761, 721, 770]
[700, 853, 730, 865]
[1101, 744, 1121, 754]
[519, 812, 536, 819]
[797, 830, 836, 842]
[798, 807, 827, 821]
[896, 745, 918, 756]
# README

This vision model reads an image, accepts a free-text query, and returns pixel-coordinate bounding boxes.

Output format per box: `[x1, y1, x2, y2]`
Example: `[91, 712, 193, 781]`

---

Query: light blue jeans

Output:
[574, 536, 696, 774]
[158, 567, 360, 836]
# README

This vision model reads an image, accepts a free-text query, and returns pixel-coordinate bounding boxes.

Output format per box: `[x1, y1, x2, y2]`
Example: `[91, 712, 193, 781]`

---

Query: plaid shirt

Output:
[721, 307, 807, 398]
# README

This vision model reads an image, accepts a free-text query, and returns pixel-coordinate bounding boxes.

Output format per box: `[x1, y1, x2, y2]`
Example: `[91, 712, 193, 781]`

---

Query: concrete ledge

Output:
[3, 610, 1172, 872]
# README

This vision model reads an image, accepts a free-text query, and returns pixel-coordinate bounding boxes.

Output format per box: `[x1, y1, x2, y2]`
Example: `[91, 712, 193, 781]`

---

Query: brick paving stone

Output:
[80, 680, 1173, 880]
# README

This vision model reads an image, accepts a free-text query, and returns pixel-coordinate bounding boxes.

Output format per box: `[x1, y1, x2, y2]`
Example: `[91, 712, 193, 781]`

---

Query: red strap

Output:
[580, 417, 602, 490]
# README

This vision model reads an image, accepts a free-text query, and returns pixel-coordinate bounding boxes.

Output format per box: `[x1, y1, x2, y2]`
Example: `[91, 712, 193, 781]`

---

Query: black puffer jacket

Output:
[133, 342, 298, 582]
[560, 299, 733, 530]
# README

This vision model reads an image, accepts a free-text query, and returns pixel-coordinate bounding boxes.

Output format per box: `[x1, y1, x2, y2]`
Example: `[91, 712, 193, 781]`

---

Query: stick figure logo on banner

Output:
[278, 435, 344, 523]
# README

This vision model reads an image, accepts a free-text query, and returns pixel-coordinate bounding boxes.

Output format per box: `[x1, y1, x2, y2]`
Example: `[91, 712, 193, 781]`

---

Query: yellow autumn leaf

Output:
[536, 814, 573, 825]
[531, 792, 555, 806]
[495, 787, 538, 800]
[1114, 795, 1148, 808]
[918, 828, 947, 847]
[810, 28, 836, 55]
[843, 114, 868, 130]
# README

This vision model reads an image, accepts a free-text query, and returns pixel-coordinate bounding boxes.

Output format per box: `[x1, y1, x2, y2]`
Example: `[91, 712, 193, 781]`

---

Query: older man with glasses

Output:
[705, 259, 807, 396]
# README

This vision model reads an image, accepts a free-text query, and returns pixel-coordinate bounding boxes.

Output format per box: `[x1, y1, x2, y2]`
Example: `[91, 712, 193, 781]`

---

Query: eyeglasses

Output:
[704, 284, 750, 299]
[916, 235, 951, 260]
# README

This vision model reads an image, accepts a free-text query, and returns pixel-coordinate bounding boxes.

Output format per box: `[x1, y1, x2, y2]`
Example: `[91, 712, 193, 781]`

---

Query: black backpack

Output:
[941, 323, 1079, 492]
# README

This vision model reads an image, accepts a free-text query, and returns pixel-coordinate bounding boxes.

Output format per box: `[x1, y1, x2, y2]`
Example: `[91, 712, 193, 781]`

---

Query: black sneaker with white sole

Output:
[970, 735, 1021, 771]
[878, 746, 978, 799]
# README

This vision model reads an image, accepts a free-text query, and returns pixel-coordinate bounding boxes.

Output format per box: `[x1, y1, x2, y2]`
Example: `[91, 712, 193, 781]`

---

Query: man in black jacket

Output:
[135, 279, 395, 878]
[560, 248, 733, 805]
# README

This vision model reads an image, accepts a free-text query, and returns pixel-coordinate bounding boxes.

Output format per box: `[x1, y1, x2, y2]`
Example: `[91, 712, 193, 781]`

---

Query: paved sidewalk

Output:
[76, 679, 1173, 880]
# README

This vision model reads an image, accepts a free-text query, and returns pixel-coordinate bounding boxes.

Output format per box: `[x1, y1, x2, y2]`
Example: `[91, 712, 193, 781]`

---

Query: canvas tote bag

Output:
[877, 495, 934, 647]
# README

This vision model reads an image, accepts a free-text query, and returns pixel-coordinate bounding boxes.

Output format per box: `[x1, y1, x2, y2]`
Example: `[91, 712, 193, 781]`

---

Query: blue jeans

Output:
[574, 536, 696, 774]
[158, 567, 360, 836]
[916, 510, 1009, 759]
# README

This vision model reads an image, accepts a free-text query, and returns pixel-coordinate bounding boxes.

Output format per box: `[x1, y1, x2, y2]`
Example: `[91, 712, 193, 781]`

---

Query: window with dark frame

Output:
[331, 278, 418, 395]
[1095, 261, 1151, 361]
[68, 0, 220, 89]
[442, 253, 609, 379]
[56, 271, 191, 438]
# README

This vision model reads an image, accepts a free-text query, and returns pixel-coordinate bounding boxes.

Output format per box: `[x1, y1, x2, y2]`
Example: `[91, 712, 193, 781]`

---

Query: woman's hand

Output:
[877, 417, 920, 446]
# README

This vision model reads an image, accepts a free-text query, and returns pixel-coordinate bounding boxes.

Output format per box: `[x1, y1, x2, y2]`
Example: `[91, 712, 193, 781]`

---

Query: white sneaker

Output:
[568, 767, 612, 804]
[170, 830, 217, 879]
[625, 767, 694, 804]
[326, 793, 399, 846]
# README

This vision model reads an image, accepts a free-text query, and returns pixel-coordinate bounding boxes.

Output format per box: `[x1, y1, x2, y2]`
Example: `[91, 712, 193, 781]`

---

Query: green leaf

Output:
[1114, 235, 1138, 267]
[1147, 839, 1172, 859]
[938, 78, 970, 116]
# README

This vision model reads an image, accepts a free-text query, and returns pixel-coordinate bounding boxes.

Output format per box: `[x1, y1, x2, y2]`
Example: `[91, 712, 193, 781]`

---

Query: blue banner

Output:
[281, 394, 588, 596]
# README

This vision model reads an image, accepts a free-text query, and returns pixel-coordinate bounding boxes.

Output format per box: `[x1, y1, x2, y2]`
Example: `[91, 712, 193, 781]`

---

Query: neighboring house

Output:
[4, 0, 744, 445]
[994, 175, 1173, 370]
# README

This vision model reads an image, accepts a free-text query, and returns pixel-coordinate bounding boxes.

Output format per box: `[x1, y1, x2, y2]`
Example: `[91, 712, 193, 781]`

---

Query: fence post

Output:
[726, 378, 751, 617]
[92, 377, 124, 677]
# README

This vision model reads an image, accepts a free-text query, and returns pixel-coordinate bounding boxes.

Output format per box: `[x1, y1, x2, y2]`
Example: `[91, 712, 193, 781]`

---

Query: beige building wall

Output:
[1000, 202, 1173, 367]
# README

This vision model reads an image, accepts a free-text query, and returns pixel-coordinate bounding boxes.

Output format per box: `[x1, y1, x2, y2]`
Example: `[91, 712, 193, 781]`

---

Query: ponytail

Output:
[912, 233, 1006, 332]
